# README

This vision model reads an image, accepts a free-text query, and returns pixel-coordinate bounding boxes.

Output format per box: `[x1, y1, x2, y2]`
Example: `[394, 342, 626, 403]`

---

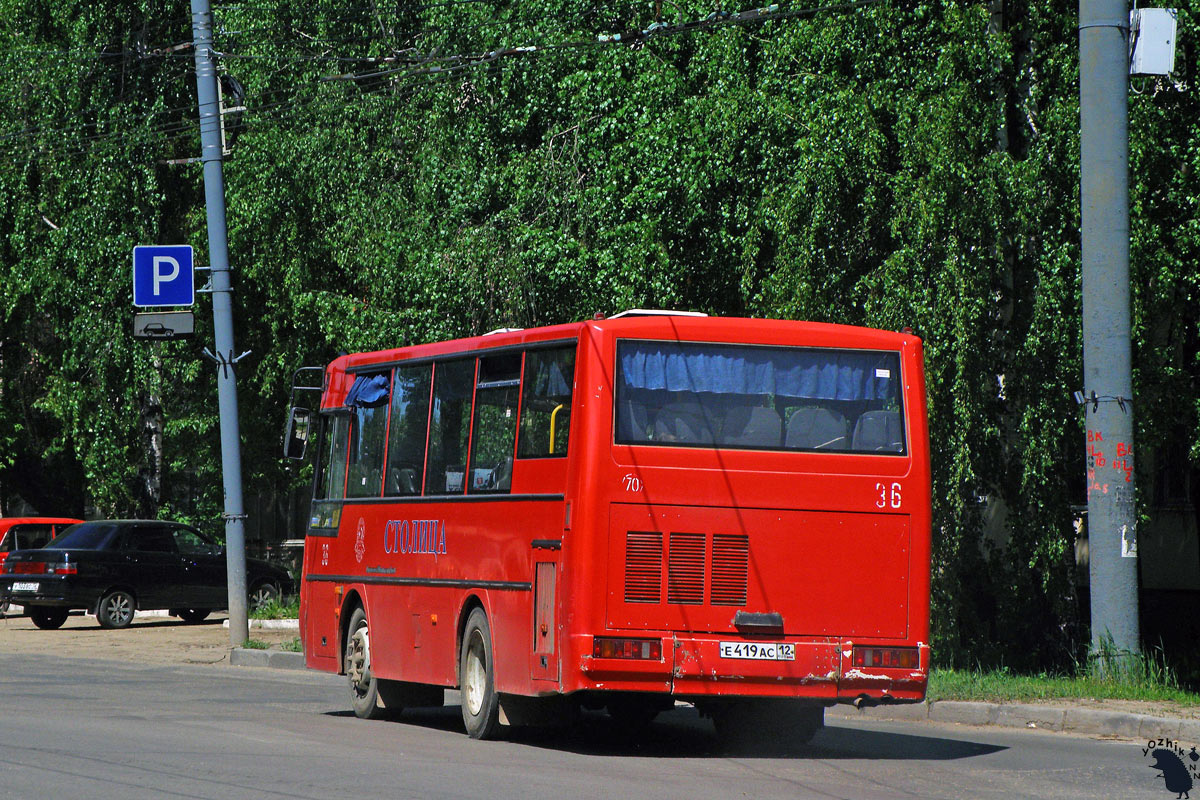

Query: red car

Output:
[0, 518, 83, 613]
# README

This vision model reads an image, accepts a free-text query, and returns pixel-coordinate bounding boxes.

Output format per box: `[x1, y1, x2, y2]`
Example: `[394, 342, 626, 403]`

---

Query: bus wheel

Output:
[459, 608, 501, 739]
[711, 699, 823, 753]
[606, 693, 663, 731]
[345, 607, 387, 720]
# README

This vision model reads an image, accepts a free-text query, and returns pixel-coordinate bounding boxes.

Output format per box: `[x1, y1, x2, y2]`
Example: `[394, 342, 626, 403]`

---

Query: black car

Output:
[0, 519, 294, 630]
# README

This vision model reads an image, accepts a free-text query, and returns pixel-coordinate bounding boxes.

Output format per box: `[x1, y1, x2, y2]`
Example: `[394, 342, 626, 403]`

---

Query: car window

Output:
[45, 522, 120, 550]
[128, 527, 178, 553]
[173, 528, 216, 555]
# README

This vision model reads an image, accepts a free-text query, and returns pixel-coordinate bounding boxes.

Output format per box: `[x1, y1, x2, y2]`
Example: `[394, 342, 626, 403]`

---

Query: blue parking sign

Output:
[133, 245, 194, 307]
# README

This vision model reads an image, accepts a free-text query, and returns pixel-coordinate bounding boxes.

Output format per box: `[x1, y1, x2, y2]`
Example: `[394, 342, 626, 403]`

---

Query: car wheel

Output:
[249, 581, 280, 613]
[345, 606, 387, 720]
[96, 590, 136, 629]
[459, 607, 501, 740]
[29, 606, 69, 630]
[178, 608, 211, 623]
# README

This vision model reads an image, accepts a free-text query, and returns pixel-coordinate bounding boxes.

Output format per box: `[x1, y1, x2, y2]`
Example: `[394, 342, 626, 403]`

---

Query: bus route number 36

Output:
[876, 482, 902, 509]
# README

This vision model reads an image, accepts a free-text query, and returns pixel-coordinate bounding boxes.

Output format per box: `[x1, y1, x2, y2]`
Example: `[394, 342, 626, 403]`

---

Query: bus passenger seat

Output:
[653, 403, 716, 444]
[488, 457, 513, 491]
[851, 410, 904, 452]
[389, 467, 418, 496]
[785, 407, 849, 450]
[619, 400, 651, 443]
[720, 406, 781, 447]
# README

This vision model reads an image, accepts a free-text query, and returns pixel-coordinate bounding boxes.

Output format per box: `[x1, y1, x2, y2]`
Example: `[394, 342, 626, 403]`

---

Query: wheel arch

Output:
[337, 588, 366, 676]
[95, 584, 139, 613]
[455, 593, 488, 686]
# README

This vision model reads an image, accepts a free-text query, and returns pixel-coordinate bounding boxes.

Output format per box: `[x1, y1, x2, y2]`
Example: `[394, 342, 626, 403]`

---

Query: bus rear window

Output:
[615, 341, 905, 454]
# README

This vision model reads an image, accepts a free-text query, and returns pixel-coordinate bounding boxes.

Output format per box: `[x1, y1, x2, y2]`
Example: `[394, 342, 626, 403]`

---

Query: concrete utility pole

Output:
[1079, 0, 1139, 673]
[191, 0, 250, 647]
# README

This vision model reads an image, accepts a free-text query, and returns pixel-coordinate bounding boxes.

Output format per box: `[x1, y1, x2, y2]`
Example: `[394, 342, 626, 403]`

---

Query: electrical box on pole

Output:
[1130, 8, 1177, 76]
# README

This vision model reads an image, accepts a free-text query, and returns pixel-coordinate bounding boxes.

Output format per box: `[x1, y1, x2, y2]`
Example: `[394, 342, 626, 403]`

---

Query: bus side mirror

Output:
[284, 407, 311, 460]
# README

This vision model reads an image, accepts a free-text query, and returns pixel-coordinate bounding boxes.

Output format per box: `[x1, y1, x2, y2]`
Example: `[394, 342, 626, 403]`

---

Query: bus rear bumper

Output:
[575, 634, 927, 702]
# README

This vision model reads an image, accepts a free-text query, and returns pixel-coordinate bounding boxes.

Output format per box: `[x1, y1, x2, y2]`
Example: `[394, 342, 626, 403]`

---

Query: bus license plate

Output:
[719, 642, 795, 661]
[11, 582, 39, 593]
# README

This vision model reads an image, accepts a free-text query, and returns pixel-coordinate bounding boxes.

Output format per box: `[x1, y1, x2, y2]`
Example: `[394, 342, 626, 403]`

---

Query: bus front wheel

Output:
[459, 608, 501, 739]
[345, 607, 388, 720]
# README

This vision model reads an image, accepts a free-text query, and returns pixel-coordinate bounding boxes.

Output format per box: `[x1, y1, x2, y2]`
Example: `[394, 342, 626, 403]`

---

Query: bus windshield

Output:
[615, 340, 905, 453]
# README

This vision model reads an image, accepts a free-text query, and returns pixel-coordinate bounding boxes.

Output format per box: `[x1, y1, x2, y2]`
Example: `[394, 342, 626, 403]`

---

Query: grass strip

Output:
[929, 668, 1200, 706]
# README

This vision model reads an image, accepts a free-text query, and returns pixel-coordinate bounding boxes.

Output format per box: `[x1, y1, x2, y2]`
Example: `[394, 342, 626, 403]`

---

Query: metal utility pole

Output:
[191, 0, 250, 647]
[1079, 0, 1139, 673]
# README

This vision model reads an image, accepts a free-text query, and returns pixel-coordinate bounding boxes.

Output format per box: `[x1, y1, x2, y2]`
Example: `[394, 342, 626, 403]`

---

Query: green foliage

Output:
[929, 664, 1198, 705]
[2, 0, 1198, 676]
[249, 595, 300, 620]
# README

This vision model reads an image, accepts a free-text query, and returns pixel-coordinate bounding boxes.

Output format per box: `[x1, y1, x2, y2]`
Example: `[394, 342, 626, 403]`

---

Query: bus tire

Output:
[459, 607, 501, 739]
[712, 699, 823, 752]
[345, 607, 387, 720]
[606, 693, 665, 731]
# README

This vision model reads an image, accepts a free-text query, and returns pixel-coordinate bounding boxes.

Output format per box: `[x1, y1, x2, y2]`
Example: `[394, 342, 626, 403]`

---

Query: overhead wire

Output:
[0, 0, 886, 162]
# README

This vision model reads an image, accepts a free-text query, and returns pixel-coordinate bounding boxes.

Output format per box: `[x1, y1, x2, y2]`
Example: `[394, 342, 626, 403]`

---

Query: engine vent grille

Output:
[624, 531, 663, 603]
[667, 532, 706, 604]
[710, 534, 750, 605]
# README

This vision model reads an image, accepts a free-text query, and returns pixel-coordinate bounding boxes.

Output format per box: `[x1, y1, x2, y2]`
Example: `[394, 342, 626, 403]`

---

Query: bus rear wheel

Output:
[345, 607, 387, 720]
[459, 608, 500, 739]
[711, 699, 823, 753]
[606, 693, 667, 732]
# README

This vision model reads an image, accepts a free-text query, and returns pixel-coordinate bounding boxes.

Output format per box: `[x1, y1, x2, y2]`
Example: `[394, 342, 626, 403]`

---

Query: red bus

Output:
[289, 311, 930, 744]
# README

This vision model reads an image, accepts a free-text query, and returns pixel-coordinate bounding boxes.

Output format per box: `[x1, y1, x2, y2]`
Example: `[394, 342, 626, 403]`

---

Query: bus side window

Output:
[426, 359, 476, 495]
[345, 373, 391, 498]
[517, 345, 576, 458]
[468, 353, 522, 494]
[386, 364, 432, 496]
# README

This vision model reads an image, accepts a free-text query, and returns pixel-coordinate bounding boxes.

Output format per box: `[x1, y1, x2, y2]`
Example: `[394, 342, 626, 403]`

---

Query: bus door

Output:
[514, 344, 577, 684]
[304, 411, 350, 665]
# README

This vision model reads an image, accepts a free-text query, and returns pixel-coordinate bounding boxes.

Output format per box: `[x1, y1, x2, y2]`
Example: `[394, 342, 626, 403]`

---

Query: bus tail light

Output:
[593, 637, 662, 661]
[852, 647, 919, 669]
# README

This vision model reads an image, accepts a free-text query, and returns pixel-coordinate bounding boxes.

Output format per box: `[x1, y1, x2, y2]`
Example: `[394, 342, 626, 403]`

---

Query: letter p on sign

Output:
[133, 245, 194, 307]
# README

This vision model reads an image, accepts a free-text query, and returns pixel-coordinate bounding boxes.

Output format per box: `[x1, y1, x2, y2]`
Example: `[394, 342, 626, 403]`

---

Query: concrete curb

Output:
[224, 618, 300, 630]
[230, 648, 306, 670]
[828, 700, 1199, 741]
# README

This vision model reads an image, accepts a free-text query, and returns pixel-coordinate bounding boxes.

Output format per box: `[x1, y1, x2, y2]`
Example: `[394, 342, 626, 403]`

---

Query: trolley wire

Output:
[0, 0, 886, 162]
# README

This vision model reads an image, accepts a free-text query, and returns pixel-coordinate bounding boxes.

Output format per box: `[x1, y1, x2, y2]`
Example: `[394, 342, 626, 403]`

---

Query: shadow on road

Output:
[326, 703, 1008, 761]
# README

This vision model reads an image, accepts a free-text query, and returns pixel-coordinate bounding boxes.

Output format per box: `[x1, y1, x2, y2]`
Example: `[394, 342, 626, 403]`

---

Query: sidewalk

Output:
[828, 698, 1200, 743]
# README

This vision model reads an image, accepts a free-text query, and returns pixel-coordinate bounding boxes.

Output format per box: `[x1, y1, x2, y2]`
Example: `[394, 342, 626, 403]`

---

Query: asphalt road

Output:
[0, 653, 1177, 800]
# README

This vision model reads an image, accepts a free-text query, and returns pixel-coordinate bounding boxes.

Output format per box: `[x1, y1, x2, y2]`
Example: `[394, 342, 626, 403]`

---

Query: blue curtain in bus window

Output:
[344, 373, 390, 408]
[534, 360, 572, 397]
[619, 342, 895, 401]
